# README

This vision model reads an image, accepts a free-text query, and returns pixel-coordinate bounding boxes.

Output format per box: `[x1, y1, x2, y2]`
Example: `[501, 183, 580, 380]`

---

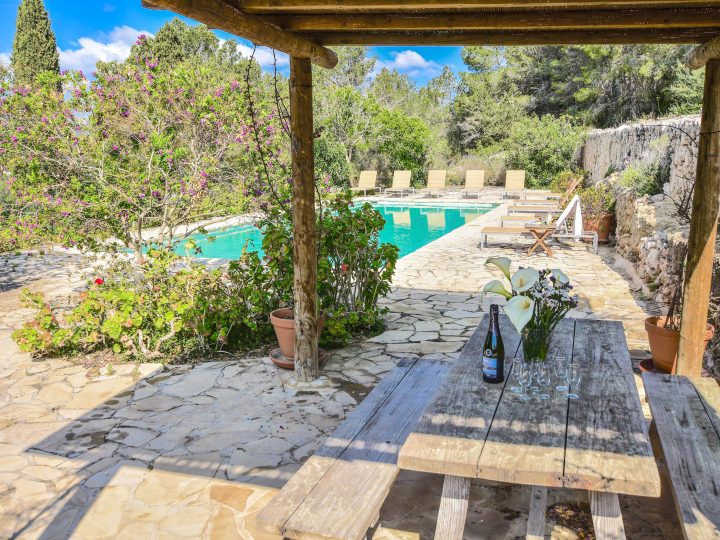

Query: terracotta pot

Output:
[644, 316, 715, 373]
[586, 213, 615, 243]
[269, 308, 325, 360]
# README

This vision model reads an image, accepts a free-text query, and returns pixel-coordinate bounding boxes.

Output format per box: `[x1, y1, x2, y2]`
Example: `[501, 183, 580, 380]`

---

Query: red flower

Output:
[340, 264, 349, 274]
[94, 278, 104, 285]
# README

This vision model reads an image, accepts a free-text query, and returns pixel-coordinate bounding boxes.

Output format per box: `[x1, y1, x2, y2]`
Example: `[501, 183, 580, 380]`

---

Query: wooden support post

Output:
[677, 58, 720, 377]
[434, 475, 470, 540]
[289, 56, 319, 382]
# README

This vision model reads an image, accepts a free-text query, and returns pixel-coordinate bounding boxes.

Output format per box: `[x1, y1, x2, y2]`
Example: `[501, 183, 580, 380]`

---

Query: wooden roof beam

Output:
[687, 35, 720, 69]
[141, 0, 338, 68]
[265, 8, 720, 33]
[236, 0, 720, 13]
[308, 28, 719, 46]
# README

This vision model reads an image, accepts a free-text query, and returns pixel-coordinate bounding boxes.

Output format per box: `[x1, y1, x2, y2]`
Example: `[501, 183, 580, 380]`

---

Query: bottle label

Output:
[482, 355, 497, 378]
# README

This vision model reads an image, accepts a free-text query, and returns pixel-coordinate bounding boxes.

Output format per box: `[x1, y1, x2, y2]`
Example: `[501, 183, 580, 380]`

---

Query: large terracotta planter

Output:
[586, 213, 615, 243]
[269, 308, 325, 360]
[644, 316, 715, 373]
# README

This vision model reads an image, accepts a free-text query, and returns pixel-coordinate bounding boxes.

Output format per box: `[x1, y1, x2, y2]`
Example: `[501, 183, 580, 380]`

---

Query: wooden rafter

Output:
[261, 8, 720, 33]
[234, 0, 720, 13]
[305, 29, 719, 46]
[141, 0, 338, 68]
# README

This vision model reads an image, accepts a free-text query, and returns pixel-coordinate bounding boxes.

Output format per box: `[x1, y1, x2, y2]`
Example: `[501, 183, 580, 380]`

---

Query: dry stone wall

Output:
[582, 116, 699, 199]
[581, 116, 720, 376]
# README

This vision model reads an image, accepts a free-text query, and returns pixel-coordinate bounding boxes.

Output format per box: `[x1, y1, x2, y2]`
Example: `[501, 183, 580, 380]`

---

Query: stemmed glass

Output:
[553, 355, 569, 393]
[567, 360, 582, 400]
[531, 361, 551, 400]
[510, 357, 531, 402]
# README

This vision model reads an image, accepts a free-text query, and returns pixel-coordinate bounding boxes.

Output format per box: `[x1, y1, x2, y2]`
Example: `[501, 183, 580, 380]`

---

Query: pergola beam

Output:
[141, 0, 338, 68]
[236, 0, 720, 13]
[687, 35, 720, 70]
[264, 8, 720, 33]
[307, 29, 718, 46]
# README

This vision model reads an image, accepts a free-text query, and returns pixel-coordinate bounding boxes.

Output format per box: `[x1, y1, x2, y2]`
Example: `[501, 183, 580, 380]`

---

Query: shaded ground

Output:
[0, 200, 682, 539]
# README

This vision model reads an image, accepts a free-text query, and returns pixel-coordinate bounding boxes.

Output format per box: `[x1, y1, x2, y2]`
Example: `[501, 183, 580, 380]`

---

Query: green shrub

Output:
[13, 249, 277, 360]
[618, 161, 667, 197]
[549, 169, 586, 194]
[579, 182, 616, 223]
[14, 193, 399, 359]
[261, 192, 399, 346]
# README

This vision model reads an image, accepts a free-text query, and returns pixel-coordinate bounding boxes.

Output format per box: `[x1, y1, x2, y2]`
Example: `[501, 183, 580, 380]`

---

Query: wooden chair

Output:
[384, 170, 413, 198]
[257, 358, 451, 540]
[502, 170, 526, 198]
[643, 373, 720, 540]
[350, 170, 378, 197]
[420, 169, 447, 197]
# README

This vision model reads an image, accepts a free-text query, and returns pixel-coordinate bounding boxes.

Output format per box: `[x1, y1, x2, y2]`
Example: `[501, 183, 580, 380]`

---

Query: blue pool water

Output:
[179, 203, 497, 259]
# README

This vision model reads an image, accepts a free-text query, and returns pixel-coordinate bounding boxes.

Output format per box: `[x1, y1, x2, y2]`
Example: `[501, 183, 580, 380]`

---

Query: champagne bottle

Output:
[482, 304, 505, 384]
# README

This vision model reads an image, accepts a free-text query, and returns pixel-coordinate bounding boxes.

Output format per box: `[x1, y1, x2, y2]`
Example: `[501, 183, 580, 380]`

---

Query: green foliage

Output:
[11, 0, 59, 84]
[13, 250, 277, 360]
[549, 169, 586, 194]
[618, 161, 667, 197]
[129, 19, 219, 68]
[478, 115, 586, 188]
[260, 193, 399, 346]
[579, 183, 616, 223]
[505, 45, 702, 128]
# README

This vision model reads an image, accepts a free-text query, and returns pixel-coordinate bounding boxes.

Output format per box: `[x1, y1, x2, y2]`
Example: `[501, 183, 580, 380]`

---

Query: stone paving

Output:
[0, 201, 682, 539]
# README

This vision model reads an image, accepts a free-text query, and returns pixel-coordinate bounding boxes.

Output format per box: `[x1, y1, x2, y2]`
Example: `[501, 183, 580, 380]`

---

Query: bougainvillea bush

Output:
[0, 47, 287, 257]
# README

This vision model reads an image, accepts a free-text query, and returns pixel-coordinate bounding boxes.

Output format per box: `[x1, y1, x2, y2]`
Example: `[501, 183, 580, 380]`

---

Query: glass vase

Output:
[521, 326, 552, 363]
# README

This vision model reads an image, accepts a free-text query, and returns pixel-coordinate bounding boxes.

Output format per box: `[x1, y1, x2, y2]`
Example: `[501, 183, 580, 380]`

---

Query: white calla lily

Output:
[485, 256, 512, 281]
[482, 279, 512, 299]
[504, 295, 535, 333]
[510, 267, 539, 293]
[551, 269, 569, 284]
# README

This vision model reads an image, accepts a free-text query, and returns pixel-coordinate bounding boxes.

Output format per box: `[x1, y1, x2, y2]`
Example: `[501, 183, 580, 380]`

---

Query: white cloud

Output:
[0, 52, 10, 67]
[376, 49, 442, 78]
[59, 26, 152, 75]
[229, 41, 289, 69]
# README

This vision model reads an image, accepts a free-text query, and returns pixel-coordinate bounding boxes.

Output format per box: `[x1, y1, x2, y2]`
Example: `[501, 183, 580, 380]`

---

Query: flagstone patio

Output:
[0, 203, 681, 539]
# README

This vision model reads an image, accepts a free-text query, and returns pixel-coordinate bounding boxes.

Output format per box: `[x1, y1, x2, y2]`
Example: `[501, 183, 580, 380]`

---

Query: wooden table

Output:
[525, 225, 556, 257]
[398, 315, 660, 539]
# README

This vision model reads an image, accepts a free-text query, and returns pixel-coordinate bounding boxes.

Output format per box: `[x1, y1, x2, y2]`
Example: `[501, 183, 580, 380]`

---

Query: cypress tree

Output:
[11, 0, 60, 84]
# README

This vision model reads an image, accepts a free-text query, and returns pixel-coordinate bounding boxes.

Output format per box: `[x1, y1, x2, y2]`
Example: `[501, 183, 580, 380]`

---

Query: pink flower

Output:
[341, 264, 349, 274]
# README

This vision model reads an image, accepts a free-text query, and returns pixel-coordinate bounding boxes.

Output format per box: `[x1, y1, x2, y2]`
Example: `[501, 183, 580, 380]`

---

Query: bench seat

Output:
[257, 357, 450, 540]
[643, 373, 720, 539]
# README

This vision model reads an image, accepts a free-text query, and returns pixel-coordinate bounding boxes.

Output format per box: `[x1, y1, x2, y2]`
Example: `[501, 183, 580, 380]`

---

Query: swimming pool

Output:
[180, 202, 497, 259]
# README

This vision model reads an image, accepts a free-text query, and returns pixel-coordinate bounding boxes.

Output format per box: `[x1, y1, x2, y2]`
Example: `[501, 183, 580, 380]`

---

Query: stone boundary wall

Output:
[581, 115, 699, 199]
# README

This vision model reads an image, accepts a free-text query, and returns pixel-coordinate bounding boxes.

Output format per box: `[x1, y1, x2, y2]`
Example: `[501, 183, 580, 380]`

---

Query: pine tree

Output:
[11, 0, 60, 84]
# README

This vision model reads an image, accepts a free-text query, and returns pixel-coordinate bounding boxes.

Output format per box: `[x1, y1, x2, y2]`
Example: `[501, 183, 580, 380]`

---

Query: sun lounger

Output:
[420, 170, 447, 197]
[384, 170, 413, 197]
[481, 195, 598, 255]
[350, 170, 378, 196]
[462, 170, 485, 198]
[517, 176, 583, 207]
[502, 170, 526, 198]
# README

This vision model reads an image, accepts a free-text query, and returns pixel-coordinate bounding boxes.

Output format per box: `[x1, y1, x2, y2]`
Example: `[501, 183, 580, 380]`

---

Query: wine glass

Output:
[533, 362, 551, 400]
[510, 357, 526, 394]
[567, 360, 582, 400]
[553, 355, 569, 393]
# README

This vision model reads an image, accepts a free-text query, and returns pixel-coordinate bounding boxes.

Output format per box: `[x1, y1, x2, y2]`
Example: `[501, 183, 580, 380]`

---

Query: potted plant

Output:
[269, 307, 325, 369]
[644, 250, 715, 373]
[579, 182, 616, 243]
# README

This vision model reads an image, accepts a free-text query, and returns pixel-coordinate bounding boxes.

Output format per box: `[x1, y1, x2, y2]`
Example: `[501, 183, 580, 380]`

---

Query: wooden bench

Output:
[257, 357, 451, 540]
[643, 373, 720, 539]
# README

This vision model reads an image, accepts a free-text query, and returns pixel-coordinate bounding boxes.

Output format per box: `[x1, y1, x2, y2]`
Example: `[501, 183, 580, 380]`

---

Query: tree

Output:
[314, 46, 376, 89]
[129, 19, 219, 68]
[11, 0, 60, 84]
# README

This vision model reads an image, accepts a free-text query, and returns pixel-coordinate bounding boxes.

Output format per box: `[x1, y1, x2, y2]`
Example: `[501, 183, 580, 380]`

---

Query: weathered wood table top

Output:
[398, 315, 661, 498]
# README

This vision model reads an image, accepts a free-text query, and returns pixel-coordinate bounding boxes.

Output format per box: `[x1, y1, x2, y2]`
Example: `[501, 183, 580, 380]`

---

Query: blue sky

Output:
[0, 0, 465, 85]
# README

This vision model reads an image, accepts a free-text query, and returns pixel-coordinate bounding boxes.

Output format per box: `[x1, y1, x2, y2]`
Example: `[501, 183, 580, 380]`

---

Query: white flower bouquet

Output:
[483, 257, 579, 361]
